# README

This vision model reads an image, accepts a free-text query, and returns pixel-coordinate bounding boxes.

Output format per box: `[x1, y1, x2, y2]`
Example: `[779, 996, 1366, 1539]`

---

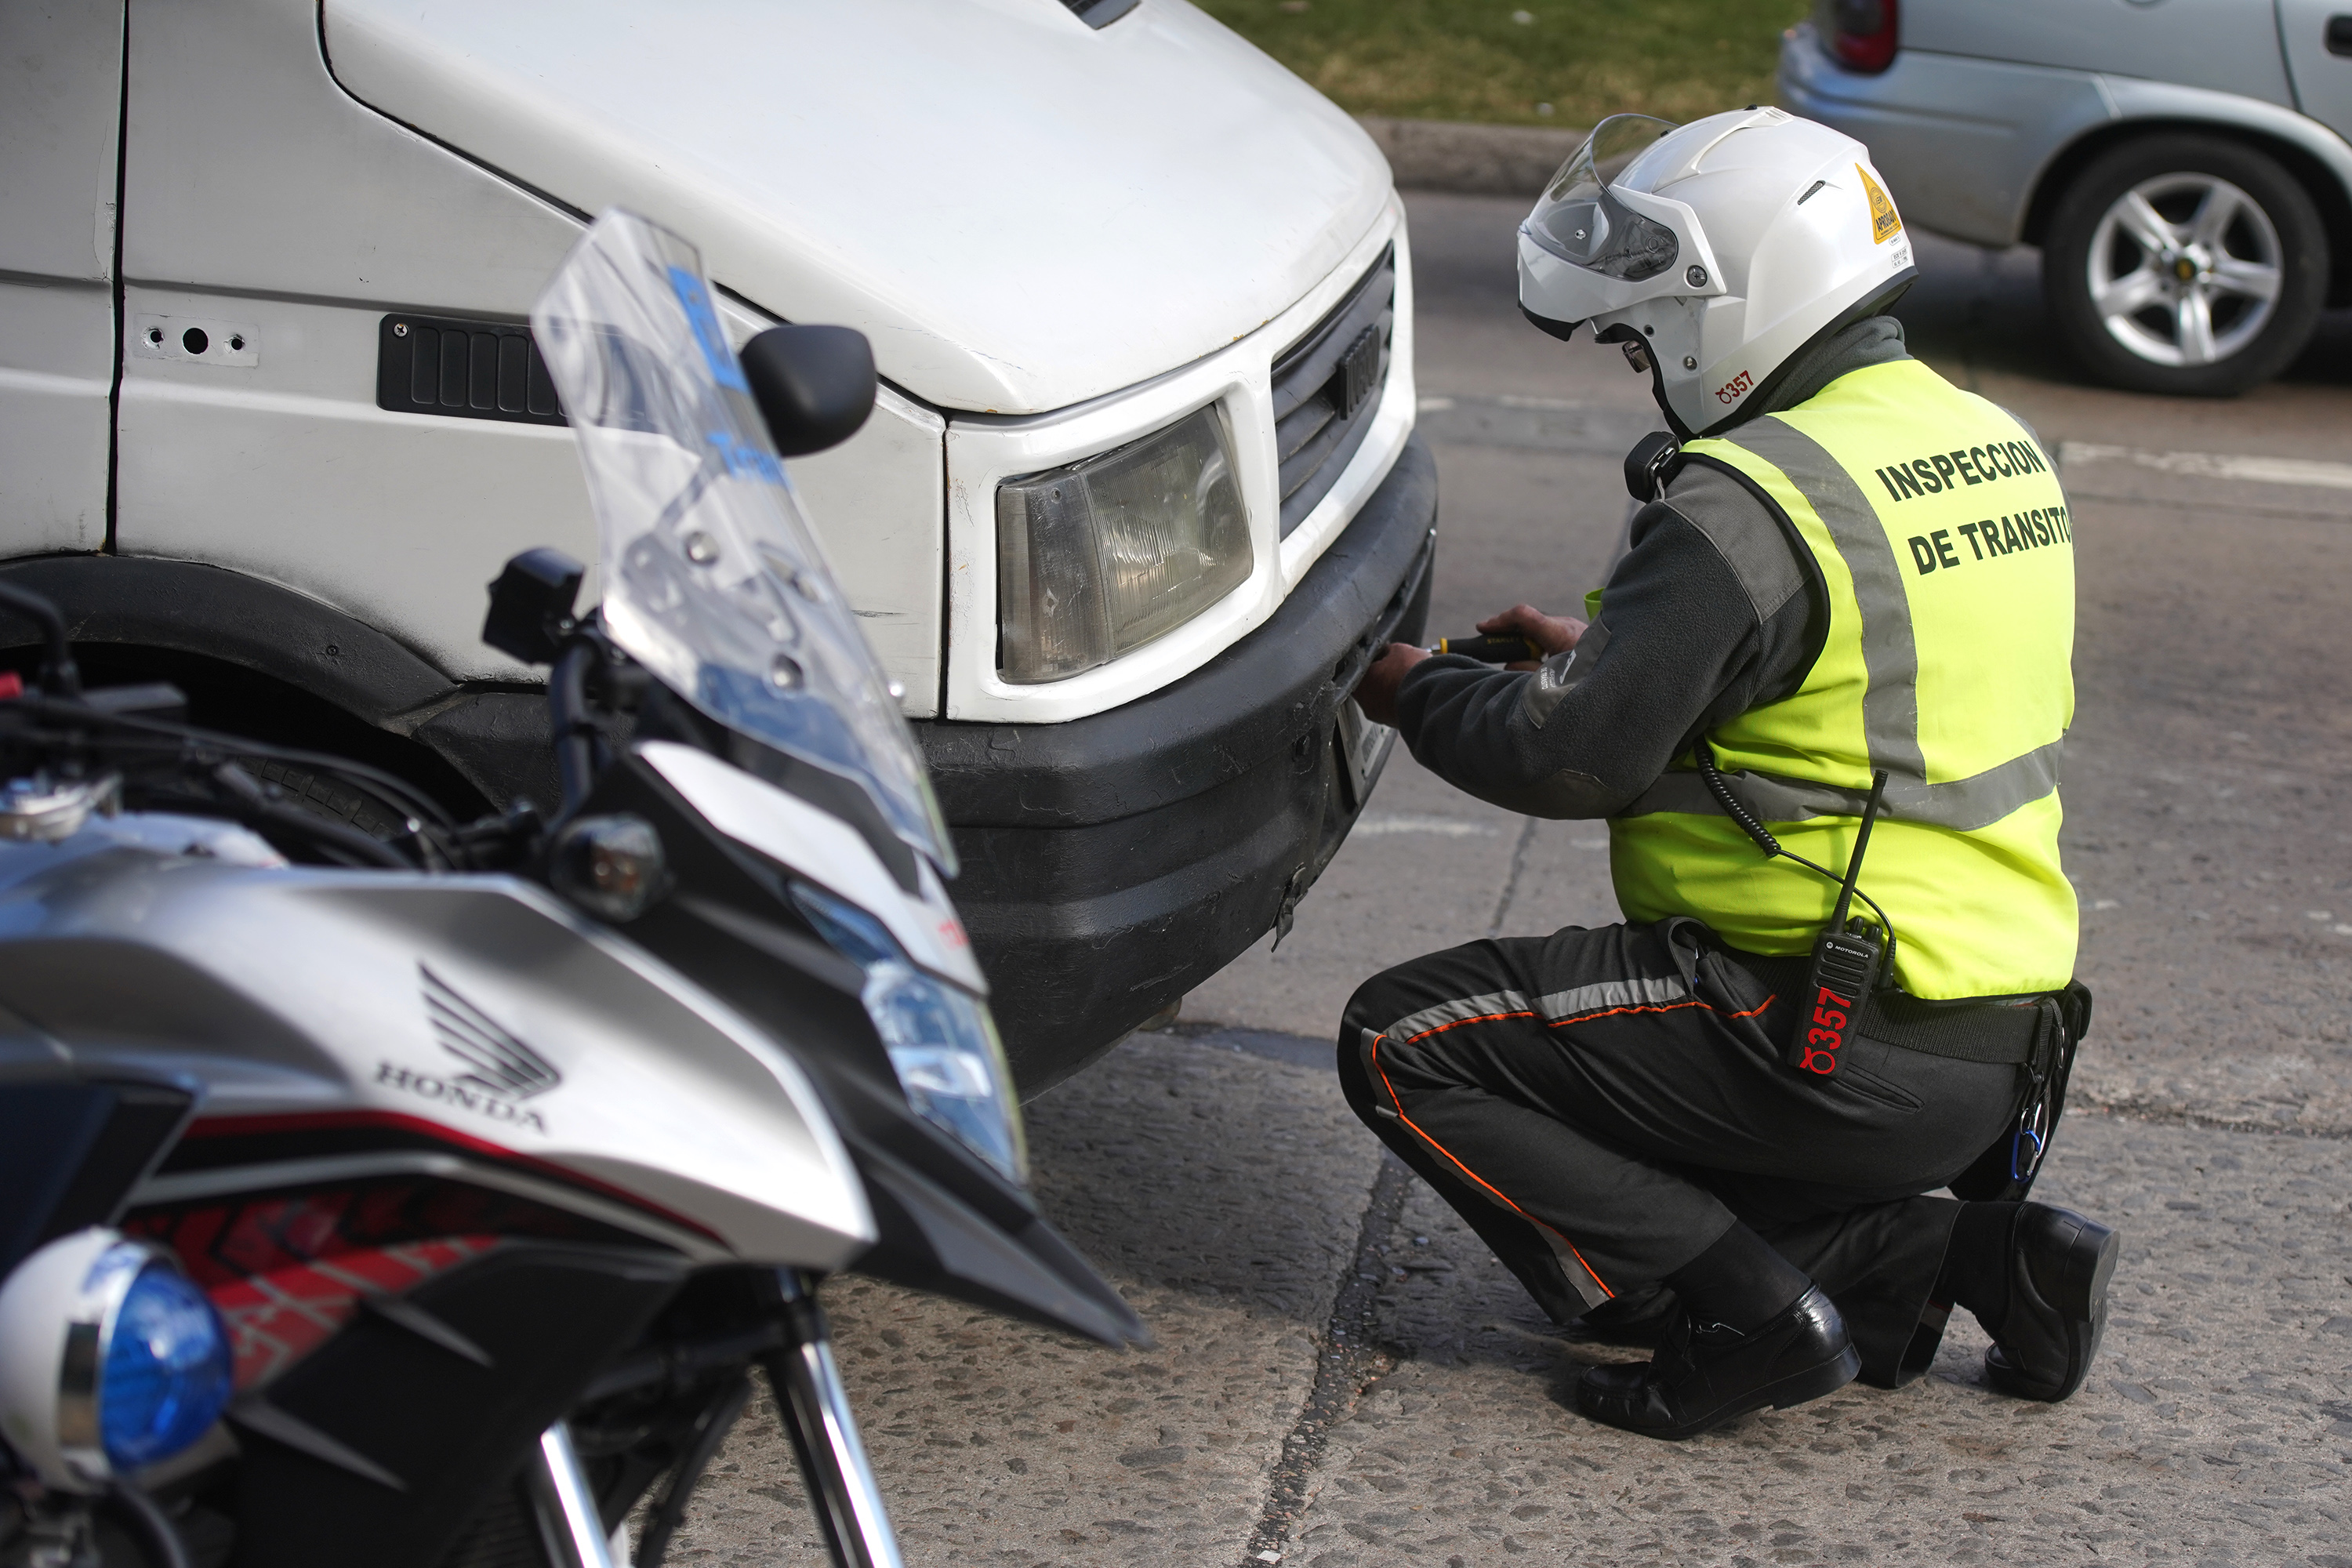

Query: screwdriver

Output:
[1427, 633, 1540, 662]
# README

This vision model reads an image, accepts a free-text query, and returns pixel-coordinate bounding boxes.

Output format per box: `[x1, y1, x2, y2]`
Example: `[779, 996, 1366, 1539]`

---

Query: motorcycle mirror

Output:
[740, 325, 877, 457]
[483, 547, 586, 666]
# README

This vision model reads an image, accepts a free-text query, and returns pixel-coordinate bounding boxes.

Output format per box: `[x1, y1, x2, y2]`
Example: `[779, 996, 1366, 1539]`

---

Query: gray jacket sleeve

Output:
[1392, 461, 1823, 818]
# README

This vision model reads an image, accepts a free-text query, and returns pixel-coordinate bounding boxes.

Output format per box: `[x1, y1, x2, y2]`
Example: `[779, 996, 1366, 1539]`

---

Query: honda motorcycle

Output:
[0, 211, 1142, 1568]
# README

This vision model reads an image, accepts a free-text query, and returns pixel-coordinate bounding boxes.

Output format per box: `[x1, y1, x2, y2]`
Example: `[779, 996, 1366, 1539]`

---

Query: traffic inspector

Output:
[1348, 108, 2114, 1439]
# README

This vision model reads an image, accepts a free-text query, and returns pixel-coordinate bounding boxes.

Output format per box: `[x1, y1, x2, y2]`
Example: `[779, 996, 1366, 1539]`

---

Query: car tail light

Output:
[1815, 0, 1898, 73]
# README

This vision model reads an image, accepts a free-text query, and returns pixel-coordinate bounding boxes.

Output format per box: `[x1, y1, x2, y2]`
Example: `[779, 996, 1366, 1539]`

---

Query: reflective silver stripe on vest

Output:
[1617, 416, 2063, 832]
[1619, 739, 2065, 833]
[1726, 417, 1932, 789]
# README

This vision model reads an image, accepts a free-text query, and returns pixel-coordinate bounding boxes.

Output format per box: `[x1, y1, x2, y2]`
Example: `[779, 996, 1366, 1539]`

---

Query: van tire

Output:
[2042, 133, 2327, 397]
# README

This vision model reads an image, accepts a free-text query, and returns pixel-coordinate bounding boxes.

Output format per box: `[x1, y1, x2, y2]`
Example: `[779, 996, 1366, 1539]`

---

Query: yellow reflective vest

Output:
[1610, 358, 2078, 998]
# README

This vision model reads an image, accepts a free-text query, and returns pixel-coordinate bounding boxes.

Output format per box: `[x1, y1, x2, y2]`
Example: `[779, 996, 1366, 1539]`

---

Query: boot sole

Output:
[1584, 1342, 1864, 1442]
[1987, 1212, 2120, 1403]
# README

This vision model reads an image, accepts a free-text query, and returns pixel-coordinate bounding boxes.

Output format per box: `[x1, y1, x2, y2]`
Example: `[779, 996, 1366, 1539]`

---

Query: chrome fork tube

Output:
[528, 1421, 618, 1568]
[765, 1271, 902, 1568]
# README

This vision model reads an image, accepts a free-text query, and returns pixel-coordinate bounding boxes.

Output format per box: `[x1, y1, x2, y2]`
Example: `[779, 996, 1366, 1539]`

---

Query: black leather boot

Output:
[1984, 1203, 2119, 1402]
[1575, 1285, 1860, 1440]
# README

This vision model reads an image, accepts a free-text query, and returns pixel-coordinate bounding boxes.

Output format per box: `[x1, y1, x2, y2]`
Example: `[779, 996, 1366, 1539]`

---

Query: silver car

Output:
[1781, 0, 2352, 395]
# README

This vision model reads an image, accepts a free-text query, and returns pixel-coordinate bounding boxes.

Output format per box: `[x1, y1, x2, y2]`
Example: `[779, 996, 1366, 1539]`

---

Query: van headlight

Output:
[791, 884, 1029, 1185]
[995, 405, 1252, 683]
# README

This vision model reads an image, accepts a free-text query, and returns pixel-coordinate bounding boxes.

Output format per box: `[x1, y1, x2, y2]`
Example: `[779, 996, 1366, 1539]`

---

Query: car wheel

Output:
[2042, 134, 2328, 396]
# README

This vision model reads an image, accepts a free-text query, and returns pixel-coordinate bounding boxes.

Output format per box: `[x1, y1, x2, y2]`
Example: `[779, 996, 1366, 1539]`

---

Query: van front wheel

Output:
[2043, 134, 2327, 397]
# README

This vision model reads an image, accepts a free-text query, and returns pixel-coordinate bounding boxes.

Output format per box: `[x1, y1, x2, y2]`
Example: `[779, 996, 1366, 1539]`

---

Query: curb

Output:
[1356, 115, 1584, 198]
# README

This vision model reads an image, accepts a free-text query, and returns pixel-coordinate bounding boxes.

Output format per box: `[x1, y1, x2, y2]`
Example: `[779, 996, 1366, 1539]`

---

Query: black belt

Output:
[1854, 988, 2043, 1063]
[1738, 956, 2084, 1066]
[1738, 950, 2093, 1201]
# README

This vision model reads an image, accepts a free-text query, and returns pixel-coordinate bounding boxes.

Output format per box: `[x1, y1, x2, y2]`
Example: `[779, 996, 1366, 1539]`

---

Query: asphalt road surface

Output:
[678, 194, 2352, 1567]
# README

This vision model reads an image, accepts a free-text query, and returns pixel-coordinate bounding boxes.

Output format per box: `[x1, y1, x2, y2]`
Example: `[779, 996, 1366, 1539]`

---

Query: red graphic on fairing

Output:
[208, 1235, 495, 1389]
[124, 1174, 626, 1389]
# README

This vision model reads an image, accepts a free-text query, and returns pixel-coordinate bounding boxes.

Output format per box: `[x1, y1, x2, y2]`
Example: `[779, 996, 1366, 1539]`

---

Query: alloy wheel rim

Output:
[2085, 172, 2283, 368]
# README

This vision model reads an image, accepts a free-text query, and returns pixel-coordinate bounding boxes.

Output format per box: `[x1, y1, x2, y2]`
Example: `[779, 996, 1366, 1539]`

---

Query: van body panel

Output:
[785, 383, 949, 718]
[114, 285, 596, 684]
[112, 0, 593, 680]
[103, 0, 953, 706]
[319, 0, 1396, 416]
[0, 0, 124, 553]
[120, 0, 580, 318]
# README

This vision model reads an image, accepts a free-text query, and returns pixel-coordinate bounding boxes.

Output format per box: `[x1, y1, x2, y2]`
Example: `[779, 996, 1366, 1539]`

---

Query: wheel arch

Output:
[0, 554, 554, 814]
[2019, 116, 2352, 307]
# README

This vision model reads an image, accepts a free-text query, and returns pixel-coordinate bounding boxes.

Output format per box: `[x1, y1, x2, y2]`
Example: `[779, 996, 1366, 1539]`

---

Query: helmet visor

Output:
[1525, 114, 1683, 283]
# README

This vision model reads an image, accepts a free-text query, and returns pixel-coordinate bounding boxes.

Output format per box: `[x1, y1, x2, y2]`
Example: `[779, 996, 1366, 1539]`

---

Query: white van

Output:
[0, 0, 1433, 1088]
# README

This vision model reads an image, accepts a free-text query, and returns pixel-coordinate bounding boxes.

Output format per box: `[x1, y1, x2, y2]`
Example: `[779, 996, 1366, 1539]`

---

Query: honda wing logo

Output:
[374, 966, 561, 1133]
[423, 965, 560, 1098]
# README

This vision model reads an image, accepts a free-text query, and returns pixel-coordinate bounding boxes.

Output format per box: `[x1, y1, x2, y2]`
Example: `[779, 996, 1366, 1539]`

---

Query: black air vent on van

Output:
[376, 314, 566, 426]
[1062, 0, 1139, 27]
[1269, 245, 1396, 539]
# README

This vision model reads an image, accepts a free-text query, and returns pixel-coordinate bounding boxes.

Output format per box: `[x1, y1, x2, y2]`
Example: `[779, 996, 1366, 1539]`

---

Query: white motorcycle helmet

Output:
[1519, 107, 1918, 439]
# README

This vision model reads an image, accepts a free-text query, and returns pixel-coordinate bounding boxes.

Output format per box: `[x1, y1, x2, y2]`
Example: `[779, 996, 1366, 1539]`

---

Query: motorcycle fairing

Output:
[223, 1240, 690, 1568]
[569, 750, 1148, 1348]
[0, 834, 874, 1272]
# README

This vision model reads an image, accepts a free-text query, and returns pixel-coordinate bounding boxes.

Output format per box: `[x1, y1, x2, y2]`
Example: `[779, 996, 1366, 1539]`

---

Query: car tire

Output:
[2042, 134, 2328, 397]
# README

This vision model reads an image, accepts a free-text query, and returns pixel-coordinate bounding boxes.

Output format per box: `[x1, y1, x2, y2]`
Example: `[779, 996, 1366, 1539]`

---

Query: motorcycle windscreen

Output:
[531, 209, 955, 877]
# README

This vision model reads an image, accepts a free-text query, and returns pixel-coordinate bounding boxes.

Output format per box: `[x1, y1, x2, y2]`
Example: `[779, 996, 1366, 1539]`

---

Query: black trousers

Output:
[1338, 916, 2024, 1385]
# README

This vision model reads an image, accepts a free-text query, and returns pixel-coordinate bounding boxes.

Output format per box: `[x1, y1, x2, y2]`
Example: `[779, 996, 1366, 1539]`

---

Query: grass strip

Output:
[1199, 0, 1810, 129]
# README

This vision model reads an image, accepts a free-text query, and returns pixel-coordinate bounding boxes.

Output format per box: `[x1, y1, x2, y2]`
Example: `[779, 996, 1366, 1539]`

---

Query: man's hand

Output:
[1479, 604, 1586, 671]
[1354, 604, 1587, 725]
[1352, 641, 1428, 728]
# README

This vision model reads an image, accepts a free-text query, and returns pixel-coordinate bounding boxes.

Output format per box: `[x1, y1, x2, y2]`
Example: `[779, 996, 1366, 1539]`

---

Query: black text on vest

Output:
[1875, 439, 2050, 500]
[1907, 507, 2072, 575]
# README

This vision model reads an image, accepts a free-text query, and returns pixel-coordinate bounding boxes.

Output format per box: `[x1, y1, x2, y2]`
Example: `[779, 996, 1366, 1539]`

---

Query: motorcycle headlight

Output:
[995, 404, 1251, 683]
[96, 1262, 231, 1471]
[792, 885, 1029, 1185]
[0, 1230, 233, 1489]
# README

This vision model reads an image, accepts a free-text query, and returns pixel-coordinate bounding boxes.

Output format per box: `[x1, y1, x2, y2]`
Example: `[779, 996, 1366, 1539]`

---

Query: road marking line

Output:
[1419, 392, 1624, 413]
[2058, 441, 2352, 492]
[1353, 813, 1499, 837]
[1418, 402, 2352, 497]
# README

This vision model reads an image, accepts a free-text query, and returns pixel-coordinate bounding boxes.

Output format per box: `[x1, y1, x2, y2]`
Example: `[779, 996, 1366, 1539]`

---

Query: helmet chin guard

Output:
[1519, 107, 1918, 437]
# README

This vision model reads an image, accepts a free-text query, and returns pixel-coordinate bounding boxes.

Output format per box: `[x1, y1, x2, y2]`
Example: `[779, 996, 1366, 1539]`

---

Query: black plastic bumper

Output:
[915, 434, 1437, 1094]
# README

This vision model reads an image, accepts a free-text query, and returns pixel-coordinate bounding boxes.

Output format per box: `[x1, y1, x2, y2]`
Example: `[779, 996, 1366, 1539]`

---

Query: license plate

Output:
[1334, 698, 1396, 811]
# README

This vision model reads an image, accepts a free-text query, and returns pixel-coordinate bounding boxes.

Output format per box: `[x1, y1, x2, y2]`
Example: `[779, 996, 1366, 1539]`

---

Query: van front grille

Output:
[1269, 246, 1395, 539]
